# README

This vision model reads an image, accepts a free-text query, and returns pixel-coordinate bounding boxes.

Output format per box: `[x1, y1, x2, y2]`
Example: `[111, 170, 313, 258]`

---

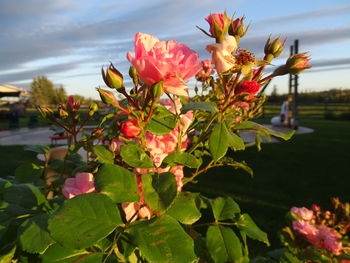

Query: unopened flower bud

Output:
[36, 105, 54, 120]
[120, 119, 141, 138]
[286, 53, 311, 75]
[151, 81, 164, 97]
[205, 12, 231, 43]
[97, 88, 119, 107]
[102, 63, 124, 90]
[264, 36, 286, 62]
[228, 17, 249, 43]
[89, 102, 98, 116]
[67, 95, 80, 111]
[59, 108, 68, 119]
[129, 65, 139, 86]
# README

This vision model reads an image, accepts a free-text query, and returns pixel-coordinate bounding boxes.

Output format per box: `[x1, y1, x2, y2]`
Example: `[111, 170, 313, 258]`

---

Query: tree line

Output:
[267, 86, 350, 104]
[29, 76, 93, 105]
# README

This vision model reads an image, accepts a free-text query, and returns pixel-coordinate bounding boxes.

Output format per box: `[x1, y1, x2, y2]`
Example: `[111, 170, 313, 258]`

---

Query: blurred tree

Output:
[30, 76, 56, 105]
[53, 85, 67, 104]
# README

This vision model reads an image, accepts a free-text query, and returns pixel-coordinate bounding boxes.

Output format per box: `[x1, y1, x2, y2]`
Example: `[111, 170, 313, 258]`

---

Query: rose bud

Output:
[205, 12, 231, 43]
[89, 102, 99, 116]
[102, 63, 124, 91]
[228, 17, 250, 43]
[129, 65, 139, 87]
[235, 81, 260, 99]
[97, 88, 119, 107]
[196, 59, 214, 81]
[264, 36, 286, 62]
[286, 53, 311, 75]
[67, 95, 80, 111]
[120, 119, 141, 138]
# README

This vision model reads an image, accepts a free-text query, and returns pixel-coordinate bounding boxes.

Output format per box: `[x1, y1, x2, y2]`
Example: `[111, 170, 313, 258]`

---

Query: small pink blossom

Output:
[62, 173, 95, 199]
[291, 206, 314, 221]
[313, 226, 343, 255]
[206, 35, 237, 73]
[127, 33, 201, 96]
[292, 220, 317, 236]
[109, 138, 125, 153]
[196, 59, 214, 81]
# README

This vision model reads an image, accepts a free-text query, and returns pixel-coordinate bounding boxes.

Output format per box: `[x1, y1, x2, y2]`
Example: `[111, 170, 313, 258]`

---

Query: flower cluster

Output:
[282, 199, 350, 261]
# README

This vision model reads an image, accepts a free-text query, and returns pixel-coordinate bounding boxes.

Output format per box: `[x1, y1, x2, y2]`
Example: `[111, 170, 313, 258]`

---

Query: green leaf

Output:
[227, 132, 245, 151]
[209, 123, 229, 161]
[236, 213, 269, 246]
[95, 164, 139, 203]
[69, 253, 103, 263]
[48, 193, 122, 249]
[162, 152, 201, 168]
[0, 245, 16, 263]
[181, 101, 218, 114]
[142, 173, 177, 213]
[3, 184, 46, 209]
[24, 145, 50, 154]
[17, 214, 54, 254]
[234, 121, 295, 141]
[280, 251, 302, 263]
[92, 145, 115, 164]
[212, 197, 240, 221]
[41, 243, 88, 263]
[128, 215, 198, 263]
[167, 192, 201, 224]
[206, 225, 243, 263]
[120, 143, 154, 168]
[147, 105, 177, 135]
[15, 163, 44, 184]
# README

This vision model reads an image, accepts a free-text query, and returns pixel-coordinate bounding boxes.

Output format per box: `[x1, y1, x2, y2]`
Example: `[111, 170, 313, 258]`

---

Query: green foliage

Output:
[120, 142, 154, 168]
[93, 145, 115, 164]
[206, 225, 245, 263]
[48, 193, 122, 249]
[128, 215, 198, 263]
[17, 214, 54, 254]
[181, 101, 218, 114]
[95, 164, 139, 203]
[236, 213, 270, 246]
[212, 197, 241, 221]
[142, 172, 177, 213]
[147, 105, 177, 135]
[209, 122, 230, 161]
[162, 152, 201, 168]
[167, 192, 201, 224]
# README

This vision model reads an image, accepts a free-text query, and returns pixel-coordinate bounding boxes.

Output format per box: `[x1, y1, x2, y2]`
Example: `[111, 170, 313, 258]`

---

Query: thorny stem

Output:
[183, 159, 215, 185]
[144, 98, 155, 123]
[227, 72, 241, 100]
[252, 65, 266, 81]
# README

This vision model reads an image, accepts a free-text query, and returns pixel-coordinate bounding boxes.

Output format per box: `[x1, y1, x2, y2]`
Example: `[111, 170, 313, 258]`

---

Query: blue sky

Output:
[0, 0, 349, 98]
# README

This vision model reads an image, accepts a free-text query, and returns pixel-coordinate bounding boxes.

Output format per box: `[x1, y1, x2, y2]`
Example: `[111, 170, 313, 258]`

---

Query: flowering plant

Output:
[0, 12, 310, 263]
[278, 198, 350, 262]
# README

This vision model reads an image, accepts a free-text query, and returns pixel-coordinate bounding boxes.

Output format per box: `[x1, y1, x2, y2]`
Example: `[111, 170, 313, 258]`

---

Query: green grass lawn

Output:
[0, 117, 349, 256]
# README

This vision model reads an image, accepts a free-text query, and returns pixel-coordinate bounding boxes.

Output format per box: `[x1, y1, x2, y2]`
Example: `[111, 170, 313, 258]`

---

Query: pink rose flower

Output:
[291, 206, 314, 221]
[292, 220, 317, 237]
[206, 35, 237, 73]
[313, 226, 342, 255]
[62, 173, 95, 199]
[127, 33, 201, 96]
[121, 119, 141, 138]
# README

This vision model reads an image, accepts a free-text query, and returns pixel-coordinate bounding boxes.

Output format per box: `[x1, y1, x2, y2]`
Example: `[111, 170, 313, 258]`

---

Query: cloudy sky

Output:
[1, 0, 350, 98]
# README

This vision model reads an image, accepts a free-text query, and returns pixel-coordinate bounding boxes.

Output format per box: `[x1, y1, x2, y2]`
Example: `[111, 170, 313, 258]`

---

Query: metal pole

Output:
[293, 39, 299, 129]
[288, 45, 294, 127]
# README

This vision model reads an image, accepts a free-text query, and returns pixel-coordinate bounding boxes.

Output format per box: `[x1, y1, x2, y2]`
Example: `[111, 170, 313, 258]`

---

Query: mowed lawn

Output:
[0, 118, 349, 254]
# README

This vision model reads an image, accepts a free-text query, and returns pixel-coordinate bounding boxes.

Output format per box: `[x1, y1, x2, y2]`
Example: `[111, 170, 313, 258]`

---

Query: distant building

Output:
[0, 84, 29, 102]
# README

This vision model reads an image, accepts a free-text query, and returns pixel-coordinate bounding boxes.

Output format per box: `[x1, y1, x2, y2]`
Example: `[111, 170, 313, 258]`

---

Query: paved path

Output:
[0, 125, 314, 146]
